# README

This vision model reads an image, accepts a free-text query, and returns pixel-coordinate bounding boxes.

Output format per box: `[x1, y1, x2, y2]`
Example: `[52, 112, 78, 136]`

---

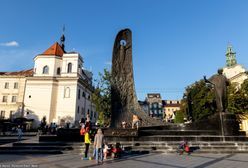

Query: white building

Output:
[223, 45, 248, 87]
[222, 45, 248, 133]
[0, 37, 97, 128]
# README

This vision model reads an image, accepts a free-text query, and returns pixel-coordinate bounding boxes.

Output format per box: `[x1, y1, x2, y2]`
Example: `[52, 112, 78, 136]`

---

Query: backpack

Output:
[80, 128, 85, 135]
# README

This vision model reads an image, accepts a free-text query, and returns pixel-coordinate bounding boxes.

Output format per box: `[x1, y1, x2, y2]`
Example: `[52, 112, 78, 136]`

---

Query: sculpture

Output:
[204, 69, 229, 113]
[111, 29, 162, 128]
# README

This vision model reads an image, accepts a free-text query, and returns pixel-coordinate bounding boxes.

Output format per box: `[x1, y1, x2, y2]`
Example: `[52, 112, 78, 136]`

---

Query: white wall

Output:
[24, 79, 54, 126]
[55, 79, 77, 125]
[33, 55, 62, 77]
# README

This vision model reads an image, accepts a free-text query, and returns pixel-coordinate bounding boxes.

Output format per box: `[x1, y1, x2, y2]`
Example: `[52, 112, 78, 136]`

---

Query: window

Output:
[43, 65, 49, 74]
[78, 89, 81, 99]
[64, 87, 70, 98]
[77, 106, 80, 114]
[88, 95, 90, 100]
[2, 96, 7, 102]
[10, 111, 14, 119]
[153, 103, 158, 108]
[0, 111, 5, 119]
[4, 82, 9, 89]
[82, 92, 85, 97]
[57, 67, 61, 75]
[14, 82, 18, 89]
[11, 96, 17, 102]
[67, 63, 72, 73]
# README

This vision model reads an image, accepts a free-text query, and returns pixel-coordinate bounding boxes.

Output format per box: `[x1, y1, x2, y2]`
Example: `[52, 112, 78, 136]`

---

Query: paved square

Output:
[1, 152, 248, 168]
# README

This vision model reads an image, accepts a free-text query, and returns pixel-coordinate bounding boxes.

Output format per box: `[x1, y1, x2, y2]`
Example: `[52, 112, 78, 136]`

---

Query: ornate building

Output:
[222, 45, 248, 133]
[223, 45, 248, 87]
[0, 35, 96, 128]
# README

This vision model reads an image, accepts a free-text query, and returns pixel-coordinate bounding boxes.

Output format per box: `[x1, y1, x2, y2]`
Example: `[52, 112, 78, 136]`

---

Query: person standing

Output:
[94, 129, 104, 164]
[132, 115, 140, 130]
[84, 127, 91, 159]
[17, 125, 23, 142]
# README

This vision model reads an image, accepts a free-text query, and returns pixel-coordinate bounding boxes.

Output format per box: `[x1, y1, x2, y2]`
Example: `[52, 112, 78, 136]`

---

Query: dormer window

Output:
[43, 65, 49, 74]
[57, 67, 61, 75]
[67, 63, 72, 73]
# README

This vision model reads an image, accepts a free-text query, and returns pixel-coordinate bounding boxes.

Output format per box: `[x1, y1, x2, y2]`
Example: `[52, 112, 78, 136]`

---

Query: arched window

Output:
[64, 87, 70, 98]
[67, 63, 72, 73]
[57, 67, 61, 75]
[43, 66, 49, 74]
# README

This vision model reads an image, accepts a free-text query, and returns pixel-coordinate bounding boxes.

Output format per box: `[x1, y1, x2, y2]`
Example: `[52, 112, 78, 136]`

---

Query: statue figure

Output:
[204, 69, 229, 113]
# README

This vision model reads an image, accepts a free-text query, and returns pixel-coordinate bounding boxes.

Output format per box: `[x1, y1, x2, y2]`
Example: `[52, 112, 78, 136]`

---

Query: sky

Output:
[0, 0, 248, 100]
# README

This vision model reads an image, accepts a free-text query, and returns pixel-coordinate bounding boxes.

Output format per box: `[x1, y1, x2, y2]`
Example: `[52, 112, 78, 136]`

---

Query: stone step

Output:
[0, 133, 37, 137]
[0, 150, 63, 154]
[105, 135, 248, 142]
[67, 141, 248, 146]
[139, 130, 218, 136]
[12, 142, 68, 146]
[0, 146, 73, 150]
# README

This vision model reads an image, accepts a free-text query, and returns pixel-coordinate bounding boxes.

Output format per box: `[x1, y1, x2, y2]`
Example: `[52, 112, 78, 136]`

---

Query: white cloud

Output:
[0, 41, 19, 47]
[104, 61, 112, 65]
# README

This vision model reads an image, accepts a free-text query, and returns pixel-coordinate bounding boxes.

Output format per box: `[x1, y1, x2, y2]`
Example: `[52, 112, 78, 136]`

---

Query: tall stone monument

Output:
[111, 29, 162, 128]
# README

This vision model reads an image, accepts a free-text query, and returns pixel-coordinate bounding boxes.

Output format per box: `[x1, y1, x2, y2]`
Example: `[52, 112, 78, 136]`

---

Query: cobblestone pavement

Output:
[0, 152, 248, 168]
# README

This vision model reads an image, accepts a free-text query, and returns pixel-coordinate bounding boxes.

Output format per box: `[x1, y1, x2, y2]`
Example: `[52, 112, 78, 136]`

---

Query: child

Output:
[112, 143, 122, 158]
[103, 144, 110, 159]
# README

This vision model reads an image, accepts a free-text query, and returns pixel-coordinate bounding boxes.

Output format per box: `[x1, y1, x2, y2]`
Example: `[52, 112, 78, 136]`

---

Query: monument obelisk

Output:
[111, 29, 162, 128]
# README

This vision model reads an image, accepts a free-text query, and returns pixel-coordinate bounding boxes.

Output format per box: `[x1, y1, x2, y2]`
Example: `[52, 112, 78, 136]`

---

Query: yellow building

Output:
[162, 100, 181, 122]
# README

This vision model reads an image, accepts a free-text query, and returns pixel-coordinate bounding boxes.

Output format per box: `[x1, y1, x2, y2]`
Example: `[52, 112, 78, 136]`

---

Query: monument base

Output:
[185, 113, 240, 136]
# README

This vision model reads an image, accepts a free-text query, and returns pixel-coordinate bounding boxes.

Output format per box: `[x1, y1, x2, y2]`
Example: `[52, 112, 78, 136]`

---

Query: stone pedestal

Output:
[184, 113, 240, 136]
[222, 113, 240, 136]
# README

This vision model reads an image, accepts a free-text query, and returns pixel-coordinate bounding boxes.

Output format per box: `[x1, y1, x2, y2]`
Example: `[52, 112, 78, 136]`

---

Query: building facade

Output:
[222, 45, 248, 133]
[0, 70, 33, 120]
[145, 93, 163, 118]
[223, 45, 248, 88]
[162, 100, 181, 122]
[0, 38, 97, 128]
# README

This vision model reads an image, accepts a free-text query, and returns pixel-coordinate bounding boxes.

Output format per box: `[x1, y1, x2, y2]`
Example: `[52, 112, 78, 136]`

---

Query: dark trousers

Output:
[85, 143, 90, 158]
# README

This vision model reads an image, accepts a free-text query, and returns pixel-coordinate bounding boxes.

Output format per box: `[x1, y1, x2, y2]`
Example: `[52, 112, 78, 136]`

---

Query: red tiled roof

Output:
[0, 69, 33, 76]
[42, 42, 64, 57]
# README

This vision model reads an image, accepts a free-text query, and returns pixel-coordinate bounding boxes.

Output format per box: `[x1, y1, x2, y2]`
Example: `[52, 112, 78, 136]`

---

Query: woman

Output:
[84, 127, 91, 159]
[94, 129, 104, 164]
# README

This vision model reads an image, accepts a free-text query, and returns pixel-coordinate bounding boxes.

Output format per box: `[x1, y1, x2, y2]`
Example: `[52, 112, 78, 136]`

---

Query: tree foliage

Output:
[174, 110, 185, 123]
[227, 79, 248, 115]
[92, 68, 111, 126]
[181, 78, 248, 122]
[182, 79, 216, 121]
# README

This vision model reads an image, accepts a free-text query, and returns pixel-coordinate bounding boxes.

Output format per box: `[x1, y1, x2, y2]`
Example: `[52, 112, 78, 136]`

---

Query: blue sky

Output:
[0, 0, 248, 100]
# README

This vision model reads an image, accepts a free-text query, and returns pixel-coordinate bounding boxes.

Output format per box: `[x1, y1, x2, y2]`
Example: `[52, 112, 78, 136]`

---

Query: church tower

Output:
[226, 45, 237, 67]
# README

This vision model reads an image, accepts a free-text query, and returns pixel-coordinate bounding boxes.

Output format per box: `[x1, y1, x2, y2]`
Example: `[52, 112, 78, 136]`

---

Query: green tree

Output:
[228, 79, 248, 115]
[174, 110, 185, 123]
[92, 68, 111, 126]
[182, 80, 216, 121]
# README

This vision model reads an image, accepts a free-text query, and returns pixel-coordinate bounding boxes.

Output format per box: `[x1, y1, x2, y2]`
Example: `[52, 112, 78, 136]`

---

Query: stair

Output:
[0, 142, 73, 154]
